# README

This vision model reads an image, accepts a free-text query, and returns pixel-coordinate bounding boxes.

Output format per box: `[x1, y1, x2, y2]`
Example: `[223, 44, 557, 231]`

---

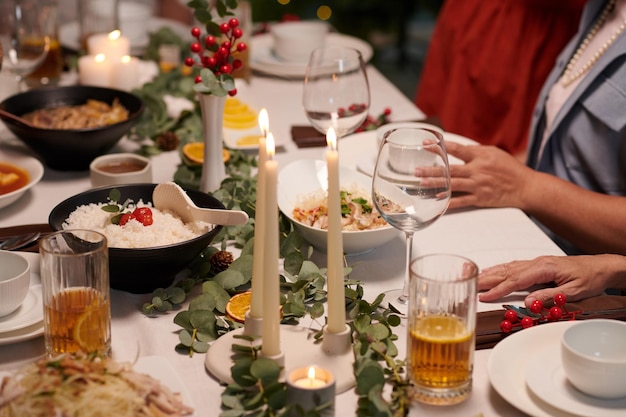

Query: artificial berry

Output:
[219, 22, 230, 34]
[521, 316, 535, 329]
[190, 42, 202, 53]
[191, 27, 201, 38]
[206, 56, 217, 68]
[529, 299, 543, 314]
[220, 64, 233, 74]
[232, 28, 243, 39]
[384, 107, 392, 115]
[228, 18, 239, 28]
[554, 293, 567, 306]
[194, 75, 202, 84]
[548, 306, 563, 321]
[236, 42, 247, 52]
[232, 59, 242, 69]
[504, 309, 518, 323]
[119, 212, 136, 226]
[132, 207, 153, 226]
[500, 320, 513, 333]
[222, 40, 231, 50]
[228, 88, 237, 96]
[217, 46, 229, 56]
[184, 57, 194, 67]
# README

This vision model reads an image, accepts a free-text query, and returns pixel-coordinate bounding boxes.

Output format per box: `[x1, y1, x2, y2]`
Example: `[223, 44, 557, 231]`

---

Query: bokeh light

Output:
[317, 5, 332, 20]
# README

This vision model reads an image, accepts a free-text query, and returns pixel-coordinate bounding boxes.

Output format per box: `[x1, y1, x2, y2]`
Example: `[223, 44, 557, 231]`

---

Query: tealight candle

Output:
[287, 365, 335, 416]
[109, 55, 140, 91]
[87, 30, 131, 61]
[77, 53, 111, 87]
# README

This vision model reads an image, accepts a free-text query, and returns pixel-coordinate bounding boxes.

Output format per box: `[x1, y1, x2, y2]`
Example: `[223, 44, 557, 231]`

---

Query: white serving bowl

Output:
[0, 149, 44, 209]
[0, 251, 31, 317]
[277, 159, 400, 254]
[561, 319, 626, 399]
[90, 153, 152, 188]
[271, 21, 328, 63]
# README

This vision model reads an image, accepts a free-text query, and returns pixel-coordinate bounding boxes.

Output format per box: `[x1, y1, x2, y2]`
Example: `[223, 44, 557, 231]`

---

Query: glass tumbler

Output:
[407, 253, 478, 405]
[40, 230, 111, 357]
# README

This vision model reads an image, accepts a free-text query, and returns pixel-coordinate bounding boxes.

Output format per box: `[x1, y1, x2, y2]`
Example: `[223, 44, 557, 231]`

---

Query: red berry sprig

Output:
[499, 293, 582, 334]
[185, 18, 247, 97]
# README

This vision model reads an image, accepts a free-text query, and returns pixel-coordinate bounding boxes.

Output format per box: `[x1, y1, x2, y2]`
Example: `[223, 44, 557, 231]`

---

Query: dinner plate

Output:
[0, 149, 45, 210]
[59, 17, 189, 55]
[0, 320, 43, 345]
[223, 125, 264, 150]
[488, 321, 580, 417]
[526, 346, 626, 417]
[250, 32, 374, 79]
[337, 130, 478, 176]
[0, 285, 43, 334]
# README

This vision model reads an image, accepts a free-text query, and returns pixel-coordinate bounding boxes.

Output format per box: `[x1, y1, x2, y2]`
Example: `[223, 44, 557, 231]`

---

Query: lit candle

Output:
[286, 365, 335, 415]
[325, 127, 346, 334]
[109, 55, 140, 91]
[261, 133, 280, 357]
[87, 30, 131, 61]
[294, 366, 329, 388]
[250, 109, 269, 318]
[77, 53, 111, 87]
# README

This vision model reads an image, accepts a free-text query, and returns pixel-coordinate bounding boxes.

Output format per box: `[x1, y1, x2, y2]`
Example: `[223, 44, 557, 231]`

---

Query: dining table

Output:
[0, 35, 571, 416]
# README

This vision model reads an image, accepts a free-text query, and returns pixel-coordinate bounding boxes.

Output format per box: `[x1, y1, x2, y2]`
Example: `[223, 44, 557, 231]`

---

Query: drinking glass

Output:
[408, 253, 478, 405]
[0, 0, 50, 91]
[372, 127, 451, 314]
[40, 230, 111, 357]
[303, 46, 370, 138]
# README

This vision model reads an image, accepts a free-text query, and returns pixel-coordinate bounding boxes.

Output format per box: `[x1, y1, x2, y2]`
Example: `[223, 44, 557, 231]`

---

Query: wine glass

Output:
[303, 46, 370, 138]
[372, 127, 451, 314]
[0, 0, 50, 91]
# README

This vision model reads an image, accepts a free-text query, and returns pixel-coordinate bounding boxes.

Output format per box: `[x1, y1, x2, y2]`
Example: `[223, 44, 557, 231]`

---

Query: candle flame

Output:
[121, 55, 131, 64]
[266, 132, 276, 159]
[326, 127, 337, 151]
[95, 53, 106, 63]
[108, 30, 122, 41]
[307, 366, 316, 380]
[259, 108, 269, 137]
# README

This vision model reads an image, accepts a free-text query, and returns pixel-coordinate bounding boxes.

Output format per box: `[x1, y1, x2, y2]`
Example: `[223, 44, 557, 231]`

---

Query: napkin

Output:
[475, 295, 626, 350]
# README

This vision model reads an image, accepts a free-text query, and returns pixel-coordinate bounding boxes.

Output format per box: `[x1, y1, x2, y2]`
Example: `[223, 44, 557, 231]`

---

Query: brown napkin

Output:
[0, 224, 52, 253]
[291, 125, 326, 148]
[475, 295, 626, 350]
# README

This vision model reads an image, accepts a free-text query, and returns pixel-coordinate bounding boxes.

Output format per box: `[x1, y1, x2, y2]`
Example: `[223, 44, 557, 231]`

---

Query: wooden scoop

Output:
[153, 182, 249, 226]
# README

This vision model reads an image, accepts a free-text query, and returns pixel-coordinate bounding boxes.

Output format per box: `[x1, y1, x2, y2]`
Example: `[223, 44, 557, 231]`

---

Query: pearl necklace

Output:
[561, 0, 626, 87]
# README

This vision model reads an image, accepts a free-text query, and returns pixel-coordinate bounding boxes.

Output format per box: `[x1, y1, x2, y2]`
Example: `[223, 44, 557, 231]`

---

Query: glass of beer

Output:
[407, 253, 478, 405]
[40, 230, 111, 358]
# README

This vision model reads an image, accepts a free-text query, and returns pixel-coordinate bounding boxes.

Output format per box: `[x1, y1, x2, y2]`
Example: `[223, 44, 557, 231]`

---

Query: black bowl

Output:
[49, 184, 224, 294]
[0, 86, 144, 171]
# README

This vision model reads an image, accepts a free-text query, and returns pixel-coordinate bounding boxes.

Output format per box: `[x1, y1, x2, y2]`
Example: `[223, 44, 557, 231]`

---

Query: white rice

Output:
[62, 200, 214, 248]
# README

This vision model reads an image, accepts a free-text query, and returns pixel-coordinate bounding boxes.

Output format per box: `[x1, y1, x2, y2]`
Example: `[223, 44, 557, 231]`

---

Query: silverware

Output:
[0, 232, 41, 251]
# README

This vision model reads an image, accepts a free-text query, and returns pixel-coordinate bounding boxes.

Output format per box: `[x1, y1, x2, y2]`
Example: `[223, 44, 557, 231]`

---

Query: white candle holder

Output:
[243, 310, 263, 337]
[205, 324, 355, 393]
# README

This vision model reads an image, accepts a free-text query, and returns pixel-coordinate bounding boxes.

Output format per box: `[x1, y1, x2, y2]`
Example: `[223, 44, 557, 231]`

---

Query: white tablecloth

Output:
[0, 61, 563, 416]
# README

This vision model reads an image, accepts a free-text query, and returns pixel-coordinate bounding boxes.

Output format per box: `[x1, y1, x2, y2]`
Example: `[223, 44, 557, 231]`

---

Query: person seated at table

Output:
[415, 0, 586, 160]
[478, 254, 626, 307]
[442, 0, 626, 256]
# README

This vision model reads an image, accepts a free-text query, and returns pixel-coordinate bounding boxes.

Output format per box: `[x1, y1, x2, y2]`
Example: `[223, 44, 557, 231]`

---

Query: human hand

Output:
[444, 143, 536, 210]
[478, 255, 611, 307]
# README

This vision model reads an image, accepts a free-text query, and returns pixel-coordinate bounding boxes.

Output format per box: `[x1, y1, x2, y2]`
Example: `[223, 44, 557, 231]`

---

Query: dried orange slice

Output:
[226, 291, 252, 323]
[182, 142, 231, 165]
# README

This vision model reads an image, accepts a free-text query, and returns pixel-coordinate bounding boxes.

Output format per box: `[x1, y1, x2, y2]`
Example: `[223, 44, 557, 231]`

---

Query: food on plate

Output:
[182, 142, 231, 165]
[23, 99, 129, 129]
[223, 97, 257, 129]
[292, 186, 392, 231]
[0, 162, 29, 195]
[0, 353, 194, 417]
[63, 201, 213, 248]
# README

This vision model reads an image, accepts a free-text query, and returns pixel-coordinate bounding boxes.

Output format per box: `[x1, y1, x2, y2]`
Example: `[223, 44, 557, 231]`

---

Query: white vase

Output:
[197, 92, 227, 193]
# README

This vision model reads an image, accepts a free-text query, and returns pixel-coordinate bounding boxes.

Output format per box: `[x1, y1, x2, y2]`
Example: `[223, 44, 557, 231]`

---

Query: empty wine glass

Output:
[303, 46, 370, 138]
[0, 0, 50, 91]
[372, 127, 451, 314]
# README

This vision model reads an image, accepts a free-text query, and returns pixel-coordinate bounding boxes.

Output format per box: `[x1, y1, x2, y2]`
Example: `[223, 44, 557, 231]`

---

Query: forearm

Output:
[521, 172, 626, 254]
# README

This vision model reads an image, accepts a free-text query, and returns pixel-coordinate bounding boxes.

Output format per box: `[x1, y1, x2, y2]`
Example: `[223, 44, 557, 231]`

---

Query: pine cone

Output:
[155, 131, 180, 151]
[210, 250, 234, 273]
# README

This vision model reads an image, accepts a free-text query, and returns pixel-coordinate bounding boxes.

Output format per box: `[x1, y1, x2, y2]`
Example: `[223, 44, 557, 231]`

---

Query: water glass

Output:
[40, 230, 111, 357]
[407, 253, 478, 405]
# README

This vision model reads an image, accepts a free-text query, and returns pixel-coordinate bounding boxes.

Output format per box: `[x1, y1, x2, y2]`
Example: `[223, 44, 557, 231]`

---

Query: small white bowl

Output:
[277, 159, 400, 254]
[90, 153, 152, 188]
[0, 251, 31, 317]
[561, 319, 626, 399]
[0, 150, 44, 209]
[271, 21, 328, 63]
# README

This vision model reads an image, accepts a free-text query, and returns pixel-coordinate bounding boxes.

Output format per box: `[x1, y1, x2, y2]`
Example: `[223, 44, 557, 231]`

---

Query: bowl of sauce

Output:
[90, 153, 152, 188]
[0, 149, 44, 209]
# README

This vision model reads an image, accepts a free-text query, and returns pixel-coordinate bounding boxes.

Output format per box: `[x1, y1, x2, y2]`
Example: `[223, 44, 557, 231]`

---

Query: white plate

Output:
[0, 149, 44, 210]
[250, 32, 373, 79]
[59, 17, 189, 55]
[336, 130, 479, 176]
[0, 285, 43, 334]
[134, 356, 195, 415]
[223, 125, 263, 150]
[526, 346, 626, 417]
[0, 320, 43, 345]
[488, 321, 580, 417]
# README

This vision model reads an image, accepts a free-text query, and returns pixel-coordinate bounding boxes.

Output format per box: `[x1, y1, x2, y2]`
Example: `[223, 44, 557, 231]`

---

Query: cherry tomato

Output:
[132, 207, 153, 226]
[119, 212, 136, 226]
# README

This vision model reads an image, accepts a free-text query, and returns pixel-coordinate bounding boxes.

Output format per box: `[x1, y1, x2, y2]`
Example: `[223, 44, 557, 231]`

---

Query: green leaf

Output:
[250, 357, 282, 385]
[202, 280, 231, 313]
[189, 293, 217, 311]
[214, 269, 246, 290]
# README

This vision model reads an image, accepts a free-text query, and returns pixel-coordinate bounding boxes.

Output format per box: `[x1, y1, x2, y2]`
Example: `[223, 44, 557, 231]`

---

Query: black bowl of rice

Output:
[0, 86, 143, 171]
[49, 183, 224, 293]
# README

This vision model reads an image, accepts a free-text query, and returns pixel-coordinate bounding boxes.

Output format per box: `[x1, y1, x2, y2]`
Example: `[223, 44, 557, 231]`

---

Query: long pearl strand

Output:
[561, 0, 626, 87]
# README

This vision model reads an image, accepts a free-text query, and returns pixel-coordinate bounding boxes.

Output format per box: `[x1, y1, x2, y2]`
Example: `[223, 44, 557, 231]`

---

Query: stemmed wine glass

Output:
[0, 0, 50, 91]
[303, 46, 370, 138]
[372, 127, 451, 314]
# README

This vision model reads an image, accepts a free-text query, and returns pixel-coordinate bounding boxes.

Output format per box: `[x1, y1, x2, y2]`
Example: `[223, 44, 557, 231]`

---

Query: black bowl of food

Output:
[0, 86, 144, 171]
[49, 183, 224, 293]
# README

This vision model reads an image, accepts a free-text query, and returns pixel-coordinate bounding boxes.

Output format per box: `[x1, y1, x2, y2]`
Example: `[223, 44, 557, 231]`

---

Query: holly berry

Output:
[500, 320, 513, 333]
[232, 28, 243, 39]
[184, 57, 194, 67]
[228, 18, 239, 28]
[504, 309, 518, 323]
[220, 64, 233, 74]
[228, 88, 237, 96]
[236, 42, 247, 52]
[548, 306, 563, 321]
[194, 75, 202, 84]
[219, 22, 230, 34]
[554, 293, 567, 306]
[191, 27, 201, 38]
[529, 299, 543, 314]
[521, 317, 534, 329]
[205, 35, 216, 47]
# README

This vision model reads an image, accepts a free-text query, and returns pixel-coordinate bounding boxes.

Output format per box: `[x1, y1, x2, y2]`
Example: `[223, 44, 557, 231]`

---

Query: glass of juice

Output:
[407, 253, 478, 405]
[40, 230, 111, 357]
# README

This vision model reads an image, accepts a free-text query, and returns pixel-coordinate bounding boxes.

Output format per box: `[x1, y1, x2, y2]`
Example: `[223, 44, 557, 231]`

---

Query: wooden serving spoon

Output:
[153, 182, 249, 226]
[0, 108, 34, 128]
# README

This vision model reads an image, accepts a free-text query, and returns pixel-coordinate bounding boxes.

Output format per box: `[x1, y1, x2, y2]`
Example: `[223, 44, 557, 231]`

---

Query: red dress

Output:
[415, 0, 587, 155]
